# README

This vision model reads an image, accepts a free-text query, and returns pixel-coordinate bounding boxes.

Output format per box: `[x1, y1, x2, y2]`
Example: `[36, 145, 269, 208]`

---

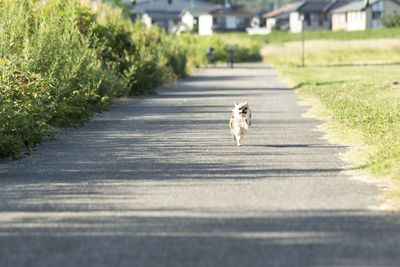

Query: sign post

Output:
[300, 15, 305, 67]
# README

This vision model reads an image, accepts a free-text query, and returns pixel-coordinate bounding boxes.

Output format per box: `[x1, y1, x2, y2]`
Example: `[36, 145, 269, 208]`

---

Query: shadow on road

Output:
[1, 206, 400, 266]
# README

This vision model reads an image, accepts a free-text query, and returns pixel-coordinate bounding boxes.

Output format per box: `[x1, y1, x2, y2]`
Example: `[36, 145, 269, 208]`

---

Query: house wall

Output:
[199, 14, 213, 35]
[212, 15, 251, 32]
[371, 0, 384, 28]
[266, 18, 276, 30]
[302, 13, 330, 31]
[347, 11, 367, 30]
[385, 0, 400, 16]
[290, 12, 302, 33]
[226, 16, 236, 29]
[332, 13, 347, 31]
[181, 12, 194, 31]
[141, 14, 152, 30]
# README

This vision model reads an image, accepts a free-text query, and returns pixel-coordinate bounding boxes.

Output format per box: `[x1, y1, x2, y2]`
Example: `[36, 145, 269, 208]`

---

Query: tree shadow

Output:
[0, 207, 400, 266]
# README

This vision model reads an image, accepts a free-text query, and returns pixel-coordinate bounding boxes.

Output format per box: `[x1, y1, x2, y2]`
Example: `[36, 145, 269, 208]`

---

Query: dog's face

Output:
[233, 102, 249, 118]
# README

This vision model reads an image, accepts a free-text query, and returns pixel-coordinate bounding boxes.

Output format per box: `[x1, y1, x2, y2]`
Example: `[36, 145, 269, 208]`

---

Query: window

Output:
[372, 11, 382, 20]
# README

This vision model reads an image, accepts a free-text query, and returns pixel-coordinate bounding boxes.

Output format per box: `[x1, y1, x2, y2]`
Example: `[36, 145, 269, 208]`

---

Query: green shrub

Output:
[381, 13, 400, 28]
[0, 69, 57, 158]
[0, 0, 262, 159]
[179, 33, 262, 68]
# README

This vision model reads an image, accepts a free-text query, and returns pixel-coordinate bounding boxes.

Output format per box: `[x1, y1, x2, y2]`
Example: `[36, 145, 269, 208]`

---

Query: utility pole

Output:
[300, 14, 305, 67]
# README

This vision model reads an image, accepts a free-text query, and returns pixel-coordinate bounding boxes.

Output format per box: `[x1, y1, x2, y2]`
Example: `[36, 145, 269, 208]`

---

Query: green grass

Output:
[218, 28, 400, 44]
[261, 39, 400, 67]
[261, 35, 400, 195]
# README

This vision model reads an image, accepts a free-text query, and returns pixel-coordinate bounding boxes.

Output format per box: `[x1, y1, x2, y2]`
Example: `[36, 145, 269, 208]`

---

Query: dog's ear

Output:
[244, 102, 248, 106]
[234, 102, 239, 106]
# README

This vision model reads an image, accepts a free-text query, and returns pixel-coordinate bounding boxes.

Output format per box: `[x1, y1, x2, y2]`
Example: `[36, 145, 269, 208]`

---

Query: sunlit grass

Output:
[262, 38, 400, 188]
[261, 39, 400, 67]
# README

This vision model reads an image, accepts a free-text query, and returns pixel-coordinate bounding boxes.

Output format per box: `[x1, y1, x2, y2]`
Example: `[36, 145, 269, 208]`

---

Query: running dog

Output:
[229, 102, 251, 146]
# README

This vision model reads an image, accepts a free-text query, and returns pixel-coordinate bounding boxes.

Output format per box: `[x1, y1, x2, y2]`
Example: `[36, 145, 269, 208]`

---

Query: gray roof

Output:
[145, 10, 181, 20]
[331, 1, 366, 12]
[198, 5, 255, 17]
[332, 0, 400, 12]
[297, 1, 329, 12]
[294, 0, 356, 13]
[133, 0, 215, 13]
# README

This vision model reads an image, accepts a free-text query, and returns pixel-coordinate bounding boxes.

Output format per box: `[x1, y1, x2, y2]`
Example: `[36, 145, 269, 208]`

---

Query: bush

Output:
[0, 70, 57, 158]
[381, 13, 400, 28]
[0, 0, 262, 158]
[0, 0, 111, 157]
[179, 33, 262, 68]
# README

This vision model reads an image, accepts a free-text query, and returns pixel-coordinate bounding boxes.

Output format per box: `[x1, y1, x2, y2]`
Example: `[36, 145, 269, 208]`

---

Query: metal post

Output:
[300, 14, 305, 67]
[302, 30, 304, 67]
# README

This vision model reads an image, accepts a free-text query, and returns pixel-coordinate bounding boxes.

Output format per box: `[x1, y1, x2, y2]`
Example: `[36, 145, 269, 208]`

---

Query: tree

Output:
[381, 13, 400, 28]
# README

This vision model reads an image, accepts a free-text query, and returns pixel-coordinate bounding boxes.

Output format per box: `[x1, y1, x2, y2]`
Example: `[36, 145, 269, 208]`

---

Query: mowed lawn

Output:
[262, 37, 400, 197]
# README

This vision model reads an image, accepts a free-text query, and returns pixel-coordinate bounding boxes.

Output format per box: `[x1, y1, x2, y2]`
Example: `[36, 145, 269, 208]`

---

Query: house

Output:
[131, 13, 152, 29]
[133, 0, 215, 32]
[246, 17, 270, 35]
[262, 2, 302, 31]
[289, 0, 350, 33]
[331, 0, 400, 31]
[180, 9, 196, 31]
[198, 4, 255, 35]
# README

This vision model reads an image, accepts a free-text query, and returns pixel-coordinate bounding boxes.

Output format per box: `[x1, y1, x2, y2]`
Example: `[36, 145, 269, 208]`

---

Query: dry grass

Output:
[261, 39, 400, 67]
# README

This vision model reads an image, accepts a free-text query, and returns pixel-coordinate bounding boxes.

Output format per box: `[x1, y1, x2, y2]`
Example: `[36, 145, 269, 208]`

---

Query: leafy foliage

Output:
[0, 0, 260, 159]
[381, 13, 400, 28]
[0, 70, 57, 158]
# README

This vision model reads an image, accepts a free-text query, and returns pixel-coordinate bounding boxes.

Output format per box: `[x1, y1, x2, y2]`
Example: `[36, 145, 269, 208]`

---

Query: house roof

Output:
[323, 0, 352, 12]
[332, 0, 400, 13]
[262, 2, 301, 19]
[297, 1, 329, 12]
[145, 10, 181, 20]
[331, 1, 365, 12]
[133, 0, 215, 14]
[198, 5, 255, 17]
[293, 0, 352, 13]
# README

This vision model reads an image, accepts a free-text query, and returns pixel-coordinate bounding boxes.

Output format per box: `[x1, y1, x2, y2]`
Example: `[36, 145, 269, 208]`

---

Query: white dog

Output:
[229, 102, 251, 146]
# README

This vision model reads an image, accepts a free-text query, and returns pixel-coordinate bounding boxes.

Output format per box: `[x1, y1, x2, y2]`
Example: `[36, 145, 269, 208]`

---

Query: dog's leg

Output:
[236, 136, 241, 146]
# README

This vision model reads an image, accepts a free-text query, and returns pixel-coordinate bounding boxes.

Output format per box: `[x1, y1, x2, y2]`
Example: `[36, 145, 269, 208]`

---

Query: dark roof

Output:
[145, 10, 181, 20]
[297, 2, 329, 12]
[134, 0, 215, 13]
[294, 0, 352, 13]
[323, 0, 352, 12]
[199, 5, 255, 17]
[332, 0, 400, 12]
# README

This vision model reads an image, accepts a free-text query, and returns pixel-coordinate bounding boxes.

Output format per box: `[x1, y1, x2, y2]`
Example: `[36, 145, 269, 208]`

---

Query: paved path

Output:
[1, 62, 400, 267]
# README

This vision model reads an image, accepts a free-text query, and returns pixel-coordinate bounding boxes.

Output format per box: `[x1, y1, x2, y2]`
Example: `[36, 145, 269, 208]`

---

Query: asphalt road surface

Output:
[1, 62, 400, 267]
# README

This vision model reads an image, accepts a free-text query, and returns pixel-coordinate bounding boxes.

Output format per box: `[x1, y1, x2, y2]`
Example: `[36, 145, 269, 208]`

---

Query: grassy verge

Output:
[220, 28, 400, 44]
[262, 38, 400, 197]
[261, 39, 400, 67]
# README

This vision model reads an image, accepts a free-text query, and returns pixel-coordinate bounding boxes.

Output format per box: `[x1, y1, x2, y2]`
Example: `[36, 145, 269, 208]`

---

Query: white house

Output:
[289, 0, 350, 33]
[198, 5, 255, 35]
[133, 0, 214, 32]
[262, 2, 302, 31]
[331, 0, 400, 31]
[198, 14, 213, 35]
[180, 9, 195, 31]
